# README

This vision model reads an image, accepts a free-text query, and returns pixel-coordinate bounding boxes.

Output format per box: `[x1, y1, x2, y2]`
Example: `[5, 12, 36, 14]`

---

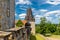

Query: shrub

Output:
[16, 20, 23, 27]
[36, 26, 40, 33]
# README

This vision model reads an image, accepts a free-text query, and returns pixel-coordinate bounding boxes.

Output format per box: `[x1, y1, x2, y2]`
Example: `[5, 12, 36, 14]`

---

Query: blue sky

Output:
[15, 0, 60, 24]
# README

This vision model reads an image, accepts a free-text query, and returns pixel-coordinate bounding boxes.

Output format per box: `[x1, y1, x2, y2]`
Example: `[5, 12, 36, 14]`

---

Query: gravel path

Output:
[39, 34, 60, 40]
[45, 37, 60, 40]
[36, 34, 60, 40]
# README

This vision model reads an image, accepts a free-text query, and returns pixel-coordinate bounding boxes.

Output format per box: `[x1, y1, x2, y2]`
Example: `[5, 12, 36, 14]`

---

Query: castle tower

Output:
[0, 0, 15, 30]
[25, 8, 35, 34]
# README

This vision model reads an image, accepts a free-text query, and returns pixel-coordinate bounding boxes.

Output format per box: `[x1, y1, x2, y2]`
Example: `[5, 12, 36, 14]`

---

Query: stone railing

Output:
[0, 27, 28, 40]
[0, 31, 12, 40]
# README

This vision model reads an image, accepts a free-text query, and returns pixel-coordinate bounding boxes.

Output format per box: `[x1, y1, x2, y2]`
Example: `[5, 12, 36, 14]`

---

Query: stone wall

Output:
[30, 22, 35, 35]
[0, 27, 28, 40]
[0, 0, 15, 30]
[10, 0, 15, 28]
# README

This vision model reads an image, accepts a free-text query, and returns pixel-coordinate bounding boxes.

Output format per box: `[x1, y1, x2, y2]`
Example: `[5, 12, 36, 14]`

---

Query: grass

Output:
[30, 34, 45, 40]
[30, 34, 60, 40]
[50, 35, 60, 39]
[30, 34, 36, 40]
[35, 34, 45, 40]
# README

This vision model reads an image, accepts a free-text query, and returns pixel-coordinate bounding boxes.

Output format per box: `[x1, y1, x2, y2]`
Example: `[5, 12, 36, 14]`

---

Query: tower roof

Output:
[25, 8, 35, 21]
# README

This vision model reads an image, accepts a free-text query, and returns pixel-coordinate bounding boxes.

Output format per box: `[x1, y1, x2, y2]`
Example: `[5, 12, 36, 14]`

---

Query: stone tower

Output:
[0, 0, 15, 30]
[25, 8, 34, 21]
[25, 8, 35, 34]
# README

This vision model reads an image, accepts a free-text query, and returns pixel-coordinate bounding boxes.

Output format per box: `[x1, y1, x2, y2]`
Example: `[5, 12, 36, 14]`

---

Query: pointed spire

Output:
[25, 8, 35, 22]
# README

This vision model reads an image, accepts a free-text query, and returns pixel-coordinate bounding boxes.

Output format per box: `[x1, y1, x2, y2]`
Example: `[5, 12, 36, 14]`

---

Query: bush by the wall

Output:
[16, 20, 23, 27]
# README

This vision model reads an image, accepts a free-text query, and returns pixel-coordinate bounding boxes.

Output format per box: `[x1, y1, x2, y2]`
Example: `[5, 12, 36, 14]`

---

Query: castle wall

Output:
[0, 0, 15, 30]
[30, 22, 35, 35]
[10, 0, 15, 28]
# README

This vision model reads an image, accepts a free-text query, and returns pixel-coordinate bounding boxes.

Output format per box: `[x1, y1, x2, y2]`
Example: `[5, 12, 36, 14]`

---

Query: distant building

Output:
[25, 8, 35, 34]
[0, 0, 15, 30]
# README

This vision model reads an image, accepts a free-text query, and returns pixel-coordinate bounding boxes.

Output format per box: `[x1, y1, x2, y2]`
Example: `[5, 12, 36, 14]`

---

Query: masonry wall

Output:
[0, 0, 15, 30]
[30, 22, 35, 35]
[10, 0, 15, 28]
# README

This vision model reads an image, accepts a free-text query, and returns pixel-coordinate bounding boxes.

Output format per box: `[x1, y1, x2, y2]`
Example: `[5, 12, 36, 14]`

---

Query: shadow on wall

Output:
[30, 34, 36, 40]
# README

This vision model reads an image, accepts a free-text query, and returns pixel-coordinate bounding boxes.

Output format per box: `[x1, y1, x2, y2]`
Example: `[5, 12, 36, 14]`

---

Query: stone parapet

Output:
[4, 27, 28, 40]
[0, 31, 12, 40]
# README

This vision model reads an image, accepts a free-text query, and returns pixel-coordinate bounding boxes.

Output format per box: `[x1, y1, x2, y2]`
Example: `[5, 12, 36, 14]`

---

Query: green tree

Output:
[58, 18, 60, 27]
[16, 20, 23, 27]
[39, 17, 47, 34]
[40, 17, 56, 35]
[35, 24, 40, 33]
[36, 17, 58, 35]
[55, 18, 60, 35]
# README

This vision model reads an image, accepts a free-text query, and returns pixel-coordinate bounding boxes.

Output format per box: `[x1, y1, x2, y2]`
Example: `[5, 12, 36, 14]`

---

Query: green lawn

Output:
[36, 34, 45, 40]
[30, 34, 45, 40]
[50, 35, 60, 39]
[30, 34, 36, 40]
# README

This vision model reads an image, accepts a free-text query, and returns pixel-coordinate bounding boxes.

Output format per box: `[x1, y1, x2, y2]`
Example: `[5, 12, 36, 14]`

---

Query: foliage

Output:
[54, 27, 60, 35]
[35, 17, 60, 36]
[16, 20, 23, 27]
[35, 25, 40, 33]
[30, 34, 36, 40]
[30, 34, 45, 40]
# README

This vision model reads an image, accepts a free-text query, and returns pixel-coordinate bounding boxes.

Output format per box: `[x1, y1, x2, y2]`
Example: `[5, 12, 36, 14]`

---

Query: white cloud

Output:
[35, 15, 43, 24]
[19, 5, 28, 11]
[34, 10, 60, 24]
[32, 8, 37, 13]
[35, 19, 40, 24]
[15, 14, 17, 16]
[32, 8, 48, 13]
[32, 8, 48, 15]
[19, 13, 26, 18]
[16, 0, 32, 5]
[40, 9, 48, 12]
[20, 8, 27, 10]
[43, 10, 60, 23]
[44, 10, 60, 17]
[55, 13, 60, 17]
[46, 16, 53, 21]
[32, 8, 39, 15]
[35, 15, 43, 19]
[46, 0, 60, 5]
[35, 15, 53, 22]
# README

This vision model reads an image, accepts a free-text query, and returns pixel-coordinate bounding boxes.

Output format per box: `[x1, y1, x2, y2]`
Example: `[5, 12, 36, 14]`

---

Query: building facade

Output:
[0, 0, 15, 30]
